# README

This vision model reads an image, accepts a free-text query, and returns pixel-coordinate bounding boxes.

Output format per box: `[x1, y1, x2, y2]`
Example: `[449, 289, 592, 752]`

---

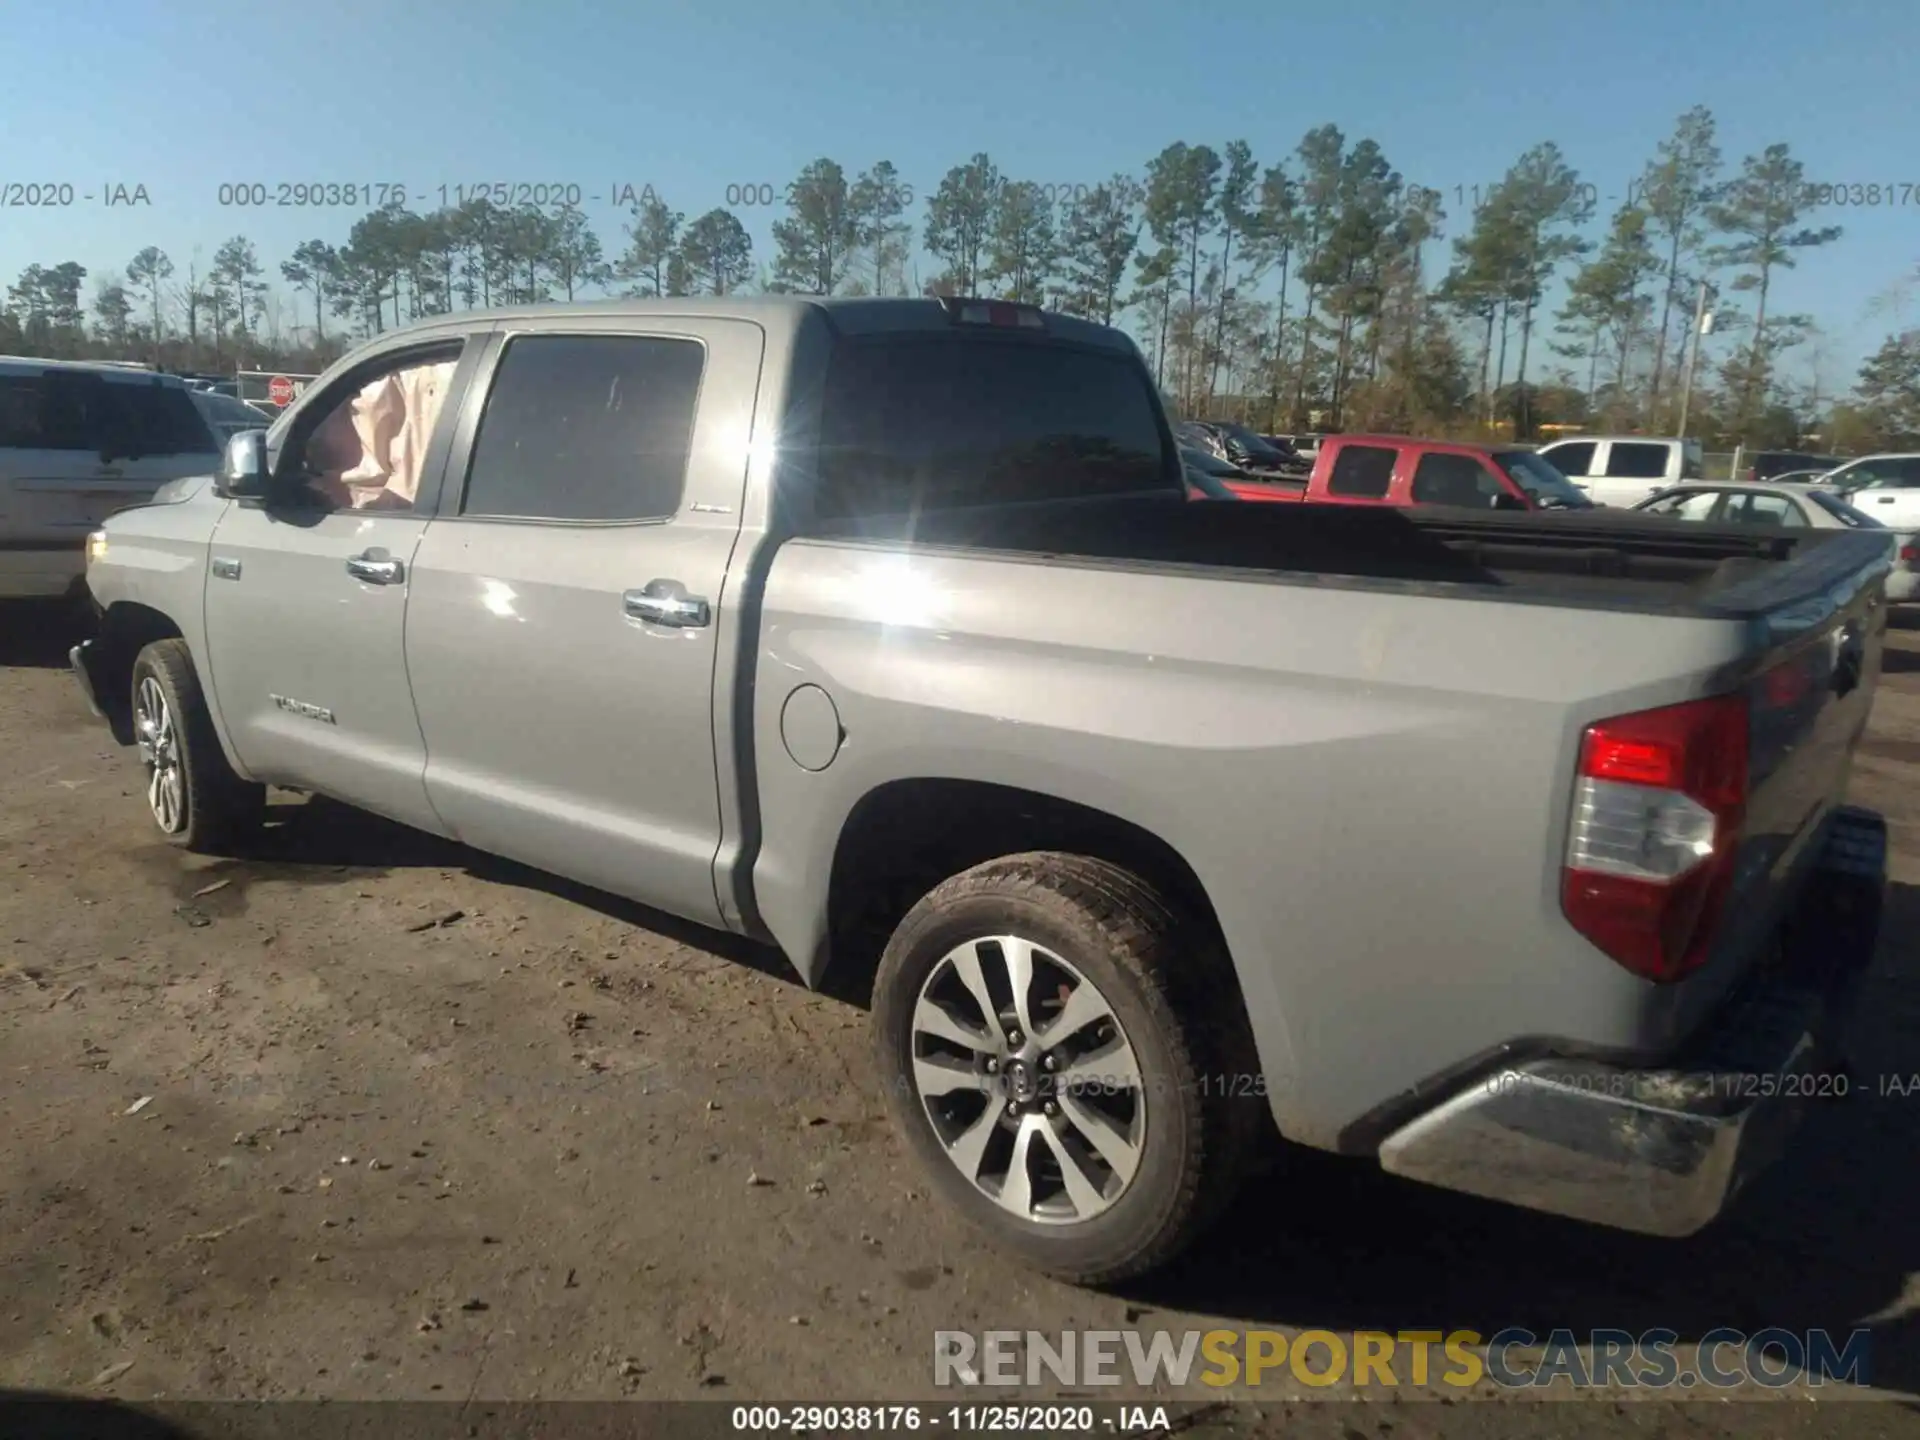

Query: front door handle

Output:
[346, 549, 404, 585]
[623, 579, 710, 628]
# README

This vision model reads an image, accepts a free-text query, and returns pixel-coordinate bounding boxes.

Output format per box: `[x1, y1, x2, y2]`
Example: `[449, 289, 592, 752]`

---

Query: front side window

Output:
[460, 335, 704, 522]
[1539, 441, 1595, 477]
[814, 335, 1174, 520]
[297, 348, 463, 512]
[1409, 452, 1500, 506]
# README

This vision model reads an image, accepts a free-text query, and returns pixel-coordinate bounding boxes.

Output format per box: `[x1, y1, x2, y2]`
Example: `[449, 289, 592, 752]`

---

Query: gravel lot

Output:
[5, 600, 1920, 1437]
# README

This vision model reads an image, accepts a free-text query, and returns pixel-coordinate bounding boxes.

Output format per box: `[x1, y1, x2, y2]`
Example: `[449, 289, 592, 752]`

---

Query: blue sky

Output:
[5, 0, 1917, 383]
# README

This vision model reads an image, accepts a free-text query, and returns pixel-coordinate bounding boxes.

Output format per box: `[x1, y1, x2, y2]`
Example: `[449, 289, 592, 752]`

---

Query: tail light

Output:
[1901, 544, 1917, 564]
[1561, 693, 1749, 982]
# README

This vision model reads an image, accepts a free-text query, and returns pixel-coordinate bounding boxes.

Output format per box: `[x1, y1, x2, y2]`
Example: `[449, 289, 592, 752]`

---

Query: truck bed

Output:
[802, 493, 1891, 618]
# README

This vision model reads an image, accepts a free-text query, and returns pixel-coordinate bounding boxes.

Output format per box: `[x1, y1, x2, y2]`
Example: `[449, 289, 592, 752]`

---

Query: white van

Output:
[1534, 435, 1705, 508]
[1, 358, 222, 599]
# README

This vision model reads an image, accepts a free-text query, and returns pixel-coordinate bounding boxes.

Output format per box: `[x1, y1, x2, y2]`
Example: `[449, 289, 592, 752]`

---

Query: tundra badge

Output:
[270, 695, 337, 725]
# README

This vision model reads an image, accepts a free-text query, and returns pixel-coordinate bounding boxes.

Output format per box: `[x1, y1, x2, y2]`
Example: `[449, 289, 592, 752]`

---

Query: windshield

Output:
[1215, 421, 1286, 457]
[1497, 450, 1594, 508]
[1805, 490, 1885, 528]
[1180, 446, 1237, 476]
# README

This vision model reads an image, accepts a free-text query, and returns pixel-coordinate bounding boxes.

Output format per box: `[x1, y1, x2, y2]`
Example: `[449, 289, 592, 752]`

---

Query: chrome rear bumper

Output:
[1378, 806, 1884, 1237]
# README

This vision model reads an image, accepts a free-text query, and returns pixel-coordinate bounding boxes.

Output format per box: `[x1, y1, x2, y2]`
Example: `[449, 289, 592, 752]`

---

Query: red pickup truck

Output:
[1220, 435, 1594, 511]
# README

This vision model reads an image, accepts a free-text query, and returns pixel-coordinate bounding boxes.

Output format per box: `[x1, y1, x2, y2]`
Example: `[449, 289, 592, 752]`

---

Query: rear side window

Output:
[1540, 441, 1595, 477]
[814, 336, 1173, 519]
[461, 334, 704, 522]
[1681, 446, 1704, 480]
[1325, 444, 1397, 498]
[0, 373, 216, 455]
[1605, 442, 1671, 479]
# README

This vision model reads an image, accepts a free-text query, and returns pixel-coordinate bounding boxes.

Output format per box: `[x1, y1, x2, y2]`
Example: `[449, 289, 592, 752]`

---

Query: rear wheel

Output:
[130, 640, 264, 853]
[872, 852, 1256, 1284]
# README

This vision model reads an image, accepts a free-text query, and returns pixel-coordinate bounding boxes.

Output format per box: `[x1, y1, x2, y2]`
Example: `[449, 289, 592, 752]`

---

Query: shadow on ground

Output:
[0, 599, 93, 669]
[1120, 879, 1920, 1396]
[172, 793, 810, 996]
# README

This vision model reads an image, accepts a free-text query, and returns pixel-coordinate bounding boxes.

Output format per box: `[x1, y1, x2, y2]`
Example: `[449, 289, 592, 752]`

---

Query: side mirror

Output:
[1492, 492, 1528, 512]
[217, 429, 272, 498]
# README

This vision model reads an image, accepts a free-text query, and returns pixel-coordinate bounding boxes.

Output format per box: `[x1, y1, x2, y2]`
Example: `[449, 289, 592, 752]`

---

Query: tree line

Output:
[4, 106, 1917, 452]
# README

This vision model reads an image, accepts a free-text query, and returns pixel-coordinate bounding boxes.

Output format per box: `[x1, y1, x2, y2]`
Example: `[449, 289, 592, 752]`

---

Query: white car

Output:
[1633, 481, 1918, 602]
[1534, 434, 1705, 508]
[1, 357, 223, 599]
[1817, 453, 1920, 528]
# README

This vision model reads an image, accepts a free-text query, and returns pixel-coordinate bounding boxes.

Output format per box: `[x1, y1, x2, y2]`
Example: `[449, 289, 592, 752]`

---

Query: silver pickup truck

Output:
[71, 296, 1888, 1283]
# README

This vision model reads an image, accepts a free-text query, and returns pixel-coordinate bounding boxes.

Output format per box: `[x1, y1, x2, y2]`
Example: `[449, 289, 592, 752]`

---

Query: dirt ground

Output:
[6, 600, 1920, 1437]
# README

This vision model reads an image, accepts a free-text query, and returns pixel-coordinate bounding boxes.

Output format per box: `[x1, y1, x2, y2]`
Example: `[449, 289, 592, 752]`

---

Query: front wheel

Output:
[872, 853, 1254, 1284]
[129, 639, 264, 852]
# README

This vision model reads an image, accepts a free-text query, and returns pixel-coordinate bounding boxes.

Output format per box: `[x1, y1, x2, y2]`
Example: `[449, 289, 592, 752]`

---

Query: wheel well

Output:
[822, 778, 1225, 1004]
[94, 603, 183, 739]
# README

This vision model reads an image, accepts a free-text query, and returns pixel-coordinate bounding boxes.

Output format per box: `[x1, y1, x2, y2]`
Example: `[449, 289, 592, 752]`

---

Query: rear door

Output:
[1587, 439, 1673, 507]
[404, 320, 760, 929]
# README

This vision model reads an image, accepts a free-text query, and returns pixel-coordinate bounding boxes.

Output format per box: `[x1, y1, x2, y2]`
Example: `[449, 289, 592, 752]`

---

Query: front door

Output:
[201, 334, 483, 833]
[404, 320, 762, 928]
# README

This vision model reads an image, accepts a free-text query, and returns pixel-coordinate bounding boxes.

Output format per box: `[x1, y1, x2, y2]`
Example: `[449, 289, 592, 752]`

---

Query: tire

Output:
[872, 852, 1258, 1284]
[129, 639, 265, 853]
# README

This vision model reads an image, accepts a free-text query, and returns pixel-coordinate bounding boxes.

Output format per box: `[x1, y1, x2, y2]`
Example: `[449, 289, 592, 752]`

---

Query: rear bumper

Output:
[1377, 806, 1884, 1238]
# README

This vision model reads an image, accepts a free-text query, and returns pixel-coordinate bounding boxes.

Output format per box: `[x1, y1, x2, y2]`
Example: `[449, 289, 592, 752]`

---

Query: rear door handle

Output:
[346, 549, 404, 585]
[623, 579, 710, 628]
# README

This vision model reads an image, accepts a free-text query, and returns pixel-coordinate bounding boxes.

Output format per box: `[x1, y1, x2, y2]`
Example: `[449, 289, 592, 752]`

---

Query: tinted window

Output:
[1605, 442, 1671, 479]
[1410, 452, 1499, 506]
[1539, 441, 1595, 477]
[1680, 445, 1705, 479]
[462, 335, 704, 522]
[1325, 444, 1397, 499]
[0, 372, 217, 455]
[815, 336, 1173, 519]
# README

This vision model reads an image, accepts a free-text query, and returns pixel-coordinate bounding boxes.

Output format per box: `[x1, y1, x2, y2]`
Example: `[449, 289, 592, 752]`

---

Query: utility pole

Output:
[1676, 277, 1713, 439]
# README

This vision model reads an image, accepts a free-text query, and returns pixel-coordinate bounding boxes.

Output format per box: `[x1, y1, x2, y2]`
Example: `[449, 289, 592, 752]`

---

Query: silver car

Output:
[1633, 481, 1918, 601]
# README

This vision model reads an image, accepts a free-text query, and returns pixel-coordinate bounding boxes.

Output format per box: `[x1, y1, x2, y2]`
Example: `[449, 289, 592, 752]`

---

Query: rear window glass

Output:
[1805, 491, 1884, 528]
[814, 336, 1175, 519]
[0, 373, 218, 455]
